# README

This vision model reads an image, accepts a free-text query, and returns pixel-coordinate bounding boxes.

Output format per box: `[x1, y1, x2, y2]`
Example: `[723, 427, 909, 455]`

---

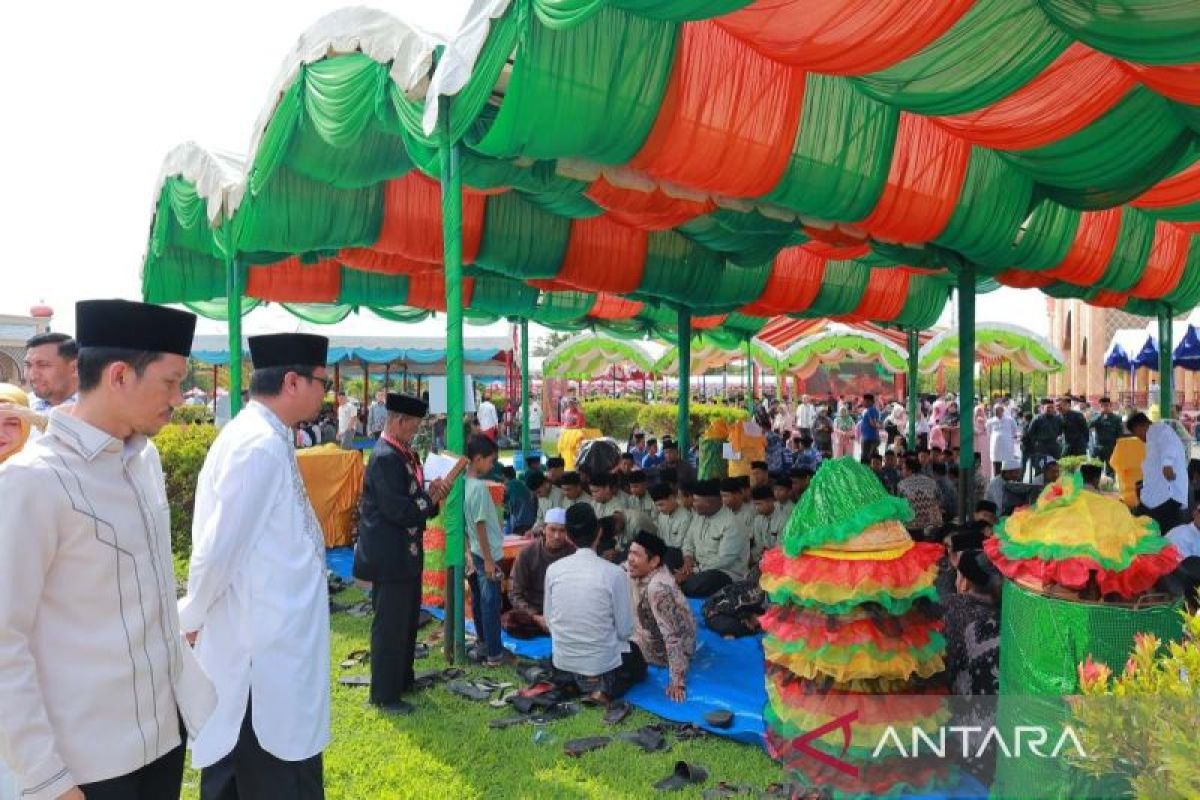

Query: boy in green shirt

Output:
[465, 434, 508, 666]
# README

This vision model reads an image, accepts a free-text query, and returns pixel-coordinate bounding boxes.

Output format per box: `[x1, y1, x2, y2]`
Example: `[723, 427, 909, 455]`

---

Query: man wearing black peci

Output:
[354, 394, 451, 714]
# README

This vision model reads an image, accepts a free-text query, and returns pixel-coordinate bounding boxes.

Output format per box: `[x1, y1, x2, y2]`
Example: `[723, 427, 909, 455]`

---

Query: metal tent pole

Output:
[225, 257, 243, 416]
[1159, 308, 1174, 417]
[745, 339, 755, 414]
[439, 109, 467, 665]
[906, 328, 919, 449]
[957, 271, 976, 521]
[677, 309, 692, 454]
[520, 318, 531, 459]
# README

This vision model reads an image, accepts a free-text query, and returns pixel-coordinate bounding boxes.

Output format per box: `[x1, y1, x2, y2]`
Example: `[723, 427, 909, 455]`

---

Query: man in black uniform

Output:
[353, 394, 450, 714]
[1057, 396, 1090, 457]
[1089, 396, 1124, 469]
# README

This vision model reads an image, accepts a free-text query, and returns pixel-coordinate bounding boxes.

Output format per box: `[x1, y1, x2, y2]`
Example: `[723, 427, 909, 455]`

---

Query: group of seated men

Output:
[498, 457, 809, 705]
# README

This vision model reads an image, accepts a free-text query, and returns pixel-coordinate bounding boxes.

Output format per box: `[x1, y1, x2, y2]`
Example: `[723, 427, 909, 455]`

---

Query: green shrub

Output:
[155, 423, 218, 560]
[171, 405, 212, 425]
[581, 399, 643, 441]
[637, 403, 748, 443]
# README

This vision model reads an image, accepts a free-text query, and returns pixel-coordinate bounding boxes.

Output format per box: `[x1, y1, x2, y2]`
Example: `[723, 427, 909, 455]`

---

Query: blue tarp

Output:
[1173, 325, 1200, 371]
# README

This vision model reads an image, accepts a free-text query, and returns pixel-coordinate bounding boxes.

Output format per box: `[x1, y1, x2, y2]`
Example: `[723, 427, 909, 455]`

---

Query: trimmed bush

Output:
[171, 405, 212, 425]
[581, 399, 643, 441]
[155, 423, 218, 560]
[638, 402, 748, 443]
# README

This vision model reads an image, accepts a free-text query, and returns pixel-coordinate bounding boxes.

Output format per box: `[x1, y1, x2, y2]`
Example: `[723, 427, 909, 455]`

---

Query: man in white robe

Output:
[0, 300, 214, 800]
[180, 333, 332, 799]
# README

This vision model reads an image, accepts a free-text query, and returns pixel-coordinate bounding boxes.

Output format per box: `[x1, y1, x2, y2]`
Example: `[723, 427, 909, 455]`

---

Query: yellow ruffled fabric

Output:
[1003, 478, 1159, 563]
[765, 645, 946, 684]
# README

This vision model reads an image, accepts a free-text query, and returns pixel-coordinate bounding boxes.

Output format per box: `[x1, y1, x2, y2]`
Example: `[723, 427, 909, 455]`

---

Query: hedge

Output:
[580, 400, 643, 442]
[580, 399, 748, 444]
[155, 423, 218, 561]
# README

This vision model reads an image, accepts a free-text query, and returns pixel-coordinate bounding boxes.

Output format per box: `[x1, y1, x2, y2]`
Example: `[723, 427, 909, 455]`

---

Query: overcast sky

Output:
[0, 1, 1048, 340]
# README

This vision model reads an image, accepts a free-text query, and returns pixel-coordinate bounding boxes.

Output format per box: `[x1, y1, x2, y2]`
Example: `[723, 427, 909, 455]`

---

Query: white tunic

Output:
[179, 401, 330, 768]
[986, 416, 1018, 464]
[1140, 421, 1188, 508]
[0, 410, 214, 800]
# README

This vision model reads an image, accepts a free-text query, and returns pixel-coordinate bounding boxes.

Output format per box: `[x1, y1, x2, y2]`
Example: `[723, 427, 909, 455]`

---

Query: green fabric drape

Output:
[470, 7, 678, 163]
[183, 298, 261, 321]
[143, 247, 228, 304]
[370, 306, 434, 323]
[281, 303, 355, 324]
[531, 290, 597, 325]
[233, 167, 383, 254]
[935, 147, 1036, 268]
[474, 192, 572, 279]
[892, 276, 952, 330]
[1001, 89, 1194, 209]
[766, 74, 898, 222]
[855, 0, 1071, 116]
[468, 274, 541, 318]
[337, 269, 411, 306]
[1038, 0, 1200, 65]
[533, 0, 749, 29]
[1009, 198, 1080, 271]
[804, 260, 871, 317]
[1092, 207, 1158, 292]
[676, 209, 803, 265]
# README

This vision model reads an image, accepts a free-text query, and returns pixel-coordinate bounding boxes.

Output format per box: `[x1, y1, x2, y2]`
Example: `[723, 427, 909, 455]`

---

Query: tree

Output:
[532, 330, 573, 357]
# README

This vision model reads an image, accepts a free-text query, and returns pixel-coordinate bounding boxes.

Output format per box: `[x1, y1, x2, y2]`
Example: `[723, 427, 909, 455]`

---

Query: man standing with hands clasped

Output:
[354, 393, 450, 714]
[180, 333, 333, 799]
[0, 300, 215, 800]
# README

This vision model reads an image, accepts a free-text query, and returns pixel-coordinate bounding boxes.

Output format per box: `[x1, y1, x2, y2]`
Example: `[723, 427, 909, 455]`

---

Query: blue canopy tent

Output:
[1133, 337, 1160, 372]
[1173, 325, 1200, 371]
[1103, 343, 1133, 372]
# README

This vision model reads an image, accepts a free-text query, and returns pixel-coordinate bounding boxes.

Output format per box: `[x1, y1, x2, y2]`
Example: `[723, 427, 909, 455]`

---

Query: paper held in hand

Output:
[423, 451, 468, 487]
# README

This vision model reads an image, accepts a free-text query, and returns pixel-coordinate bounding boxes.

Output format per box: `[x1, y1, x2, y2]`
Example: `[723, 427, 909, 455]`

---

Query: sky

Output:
[0, 1, 1048, 342]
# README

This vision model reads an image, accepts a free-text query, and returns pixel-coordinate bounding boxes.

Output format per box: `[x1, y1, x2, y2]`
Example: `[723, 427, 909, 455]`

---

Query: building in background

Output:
[0, 305, 53, 385]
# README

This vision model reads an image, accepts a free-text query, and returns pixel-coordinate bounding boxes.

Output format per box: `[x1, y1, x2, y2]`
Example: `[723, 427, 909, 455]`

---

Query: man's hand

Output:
[1164, 465, 1177, 482]
[484, 559, 500, 582]
[666, 681, 686, 702]
[57, 788, 85, 800]
[534, 614, 549, 633]
[185, 630, 198, 647]
[427, 478, 450, 503]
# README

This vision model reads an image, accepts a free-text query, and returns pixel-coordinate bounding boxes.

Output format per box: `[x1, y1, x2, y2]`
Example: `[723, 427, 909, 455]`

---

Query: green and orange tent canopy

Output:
[142, 1, 1200, 333]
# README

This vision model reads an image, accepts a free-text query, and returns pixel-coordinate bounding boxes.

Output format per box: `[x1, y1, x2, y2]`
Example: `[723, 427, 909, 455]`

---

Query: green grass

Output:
[182, 588, 783, 799]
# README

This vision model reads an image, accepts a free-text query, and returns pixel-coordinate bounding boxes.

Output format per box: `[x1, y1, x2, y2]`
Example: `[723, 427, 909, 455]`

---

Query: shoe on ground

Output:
[370, 700, 414, 715]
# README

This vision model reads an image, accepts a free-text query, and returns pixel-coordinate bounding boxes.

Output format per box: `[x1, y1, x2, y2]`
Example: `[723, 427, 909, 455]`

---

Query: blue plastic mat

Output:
[427, 599, 766, 746]
[327, 547, 354, 580]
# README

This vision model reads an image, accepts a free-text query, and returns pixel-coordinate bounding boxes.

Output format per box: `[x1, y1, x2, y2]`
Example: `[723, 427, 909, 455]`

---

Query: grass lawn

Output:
[182, 588, 784, 799]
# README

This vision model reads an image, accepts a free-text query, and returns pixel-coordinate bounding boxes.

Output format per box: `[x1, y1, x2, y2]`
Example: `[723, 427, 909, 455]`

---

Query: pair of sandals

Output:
[340, 646, 430, 669]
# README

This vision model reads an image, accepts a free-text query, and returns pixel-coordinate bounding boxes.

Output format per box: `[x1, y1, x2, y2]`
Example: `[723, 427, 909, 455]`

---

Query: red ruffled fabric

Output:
[766, 731, 948, 794]
[761, 605, 942, 651]
[767, 668, 946, 726]
[984, 537, 1180, 599]
[760, 541, 943, 590]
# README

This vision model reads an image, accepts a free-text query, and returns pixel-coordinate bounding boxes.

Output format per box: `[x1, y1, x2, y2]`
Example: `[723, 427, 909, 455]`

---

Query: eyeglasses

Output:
[299, 372, 333, 392]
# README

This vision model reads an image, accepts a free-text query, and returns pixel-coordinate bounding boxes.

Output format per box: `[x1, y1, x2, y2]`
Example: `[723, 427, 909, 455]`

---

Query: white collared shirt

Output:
[1166, 521, 1200, 559]
[0, 409, 214, 800]
[544, 548, 634, 676]
[1140, 422, 1188, 508]
[180, 401, 329, 767]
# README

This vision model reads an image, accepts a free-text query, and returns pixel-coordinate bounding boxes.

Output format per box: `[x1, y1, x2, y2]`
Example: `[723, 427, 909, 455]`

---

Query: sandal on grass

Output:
[701, 783, 755, 799]
[487, 715, 530, 730]
[338, 675, 370, 687]
[603, 700, 633, 725]
[339, 649, 370, 669]
[653, 761, 708, 792]
[445, 680, 492, 701]
[617, 727, 669, 753]
[563, 736, 611, 758]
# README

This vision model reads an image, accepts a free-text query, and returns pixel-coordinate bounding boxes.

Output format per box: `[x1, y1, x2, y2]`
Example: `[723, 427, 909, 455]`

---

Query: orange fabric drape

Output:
[1041, 207, 1123, 284]
[859, 113, 970, 244]
[935, 44, 1136, 150]
[757, 317, 826, 349]
[693, 314, 727, 330]
[1129, 222, 1191, 299]
[629, 21, 805, 198]
[588, 292, 644, 319]
[1089, 290, 1129, 308]
[841, 268, 910, 322]
[337, 248, 439, 275]
[799, 238, 871, 260]
[740, 247, 828, 316]
[404, 272, 475, 312]
[1122, 62, 1200, 105]
[715, 0, 973, 75]
[995, 270, 1055, 289]
[1131, 159, 1200, 209]
[548, 216, 648, 294]
[374, 173, 485, 264]
[245, 257, 341, 303]
[585, 177, 714, 230]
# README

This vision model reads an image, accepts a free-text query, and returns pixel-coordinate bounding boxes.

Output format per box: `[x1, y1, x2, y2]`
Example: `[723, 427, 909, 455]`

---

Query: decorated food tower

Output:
[985, 472, 1183, 798]
[759, 457, 948, 796]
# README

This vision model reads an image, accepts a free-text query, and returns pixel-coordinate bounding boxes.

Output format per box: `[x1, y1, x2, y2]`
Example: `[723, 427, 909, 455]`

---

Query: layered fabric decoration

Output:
[984, 472, 1181, 599]
[758, 458, 947, 796]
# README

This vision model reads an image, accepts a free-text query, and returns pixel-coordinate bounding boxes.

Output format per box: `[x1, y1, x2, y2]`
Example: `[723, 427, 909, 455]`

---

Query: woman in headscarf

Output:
[832, 403, 857, 459]
[0, 383, 44, 464]
[973, 405, 991, 480]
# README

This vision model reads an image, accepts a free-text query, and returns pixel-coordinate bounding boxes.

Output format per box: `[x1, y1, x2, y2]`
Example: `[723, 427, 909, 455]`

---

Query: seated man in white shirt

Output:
[1166, 505, 1200, 560]
[1127, 412, 1188, 534]
[544, 503, 647, 705]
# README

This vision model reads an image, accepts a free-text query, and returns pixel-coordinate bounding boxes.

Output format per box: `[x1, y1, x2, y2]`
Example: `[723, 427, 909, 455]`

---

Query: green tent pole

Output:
[957, 270, 976, 521]
[1159, 307, 1173, 417]
[745, 339, 755, 414]
[677, 309, 692, 455]
[520, 318, 531, 459]
[907, 328, 919, 449]
[439, 109, 467, 665]
[225, 255, 243, 416]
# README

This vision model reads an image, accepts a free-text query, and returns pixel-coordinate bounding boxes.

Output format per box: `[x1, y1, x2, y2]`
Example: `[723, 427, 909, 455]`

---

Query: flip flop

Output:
[653, 761, 708, 792]
[412, 670, 440, 691]
[441, 667, 466, 681]
[704, 710, 734, 729]
[701, 783, 756, 800]
[489, 688, 518, 708]
[518, 664, 553, 685]
[414, 642, 430, 660]
[563, 736, 611, 758]
[487, 715, 530, 730]
[339, 649, 370, 669]
[445, 680, 492, 701]
[603, 700, 633, 725]
[338, 675, 370, 687]
[617, 727, 669, 753]
[517, 681, 556, 698]
[672, 723, 708, 741]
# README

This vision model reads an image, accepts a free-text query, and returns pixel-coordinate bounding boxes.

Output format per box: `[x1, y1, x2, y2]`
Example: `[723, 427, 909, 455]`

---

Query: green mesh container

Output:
[698, 438, 728, 480]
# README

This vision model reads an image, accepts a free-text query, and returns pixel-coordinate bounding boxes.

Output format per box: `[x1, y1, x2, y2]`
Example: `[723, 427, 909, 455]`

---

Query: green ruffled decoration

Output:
[781, 457, 913, 557]
[992, 517, 1168, 571]
[764, 633, 946, 665]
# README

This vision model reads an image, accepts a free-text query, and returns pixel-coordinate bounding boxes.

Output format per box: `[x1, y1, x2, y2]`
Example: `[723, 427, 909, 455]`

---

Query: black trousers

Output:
[706, 612, 754, 638]
[200, 699, 324, 800]
[1138, 497, 1183, 535]
[79, 739, 186, 800]
[554, 642, 648, 700]
[370, 579, 422, 705]
[681, 569, 732, 598]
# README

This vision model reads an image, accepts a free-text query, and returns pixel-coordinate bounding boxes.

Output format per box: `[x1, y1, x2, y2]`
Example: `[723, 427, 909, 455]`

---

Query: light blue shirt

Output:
[465, 476, 504, 559]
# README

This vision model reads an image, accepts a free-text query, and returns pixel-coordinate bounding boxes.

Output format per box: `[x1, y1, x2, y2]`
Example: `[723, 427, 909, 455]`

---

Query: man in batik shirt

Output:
[625, 532, 695, 702]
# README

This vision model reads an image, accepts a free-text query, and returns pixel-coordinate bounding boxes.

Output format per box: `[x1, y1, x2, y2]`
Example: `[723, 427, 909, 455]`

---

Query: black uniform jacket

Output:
[354, 437, 438, 583]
